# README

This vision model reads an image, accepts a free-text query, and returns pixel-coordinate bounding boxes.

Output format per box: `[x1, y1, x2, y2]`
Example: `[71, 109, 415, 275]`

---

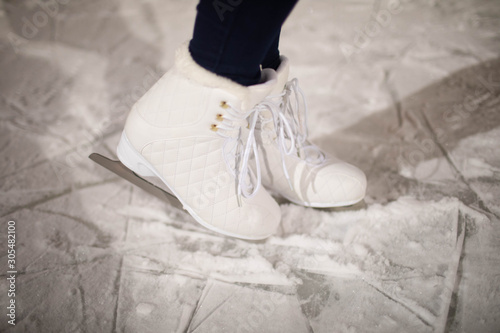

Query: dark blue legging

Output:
[189, 0, 299, 86]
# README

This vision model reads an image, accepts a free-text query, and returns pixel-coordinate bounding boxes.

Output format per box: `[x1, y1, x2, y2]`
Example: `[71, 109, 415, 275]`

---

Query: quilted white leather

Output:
[118, 44, 281, 239]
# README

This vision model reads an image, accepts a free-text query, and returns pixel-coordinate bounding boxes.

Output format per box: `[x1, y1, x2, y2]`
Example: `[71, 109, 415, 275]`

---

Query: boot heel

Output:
[116, 132, 157, 178]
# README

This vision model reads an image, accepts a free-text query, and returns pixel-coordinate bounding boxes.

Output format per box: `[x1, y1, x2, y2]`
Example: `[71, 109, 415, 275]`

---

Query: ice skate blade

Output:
[89, 153, 183, 210]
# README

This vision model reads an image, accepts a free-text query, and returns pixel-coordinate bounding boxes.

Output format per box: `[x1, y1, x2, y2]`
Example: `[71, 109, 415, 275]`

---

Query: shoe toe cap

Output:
[306, 161, 367, 207]
[207, 189, 281, 240]
[240, 192, 281, 239]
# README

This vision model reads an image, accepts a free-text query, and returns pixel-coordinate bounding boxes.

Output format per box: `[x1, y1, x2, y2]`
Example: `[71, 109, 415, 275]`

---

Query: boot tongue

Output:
[241, 68, 278, 111]
[270, 56, 290, 96]
[257, 58, 291, 134]
[257, 56, 290, 126]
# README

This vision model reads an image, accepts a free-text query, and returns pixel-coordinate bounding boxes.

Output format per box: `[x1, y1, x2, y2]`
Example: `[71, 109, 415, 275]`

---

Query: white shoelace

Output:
[263, 78, 326, 190]
[216, 102, 272, 206]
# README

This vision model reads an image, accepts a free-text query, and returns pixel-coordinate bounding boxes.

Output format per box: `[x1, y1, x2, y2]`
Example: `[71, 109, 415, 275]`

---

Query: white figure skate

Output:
[91, 44, 281, 240]
[256, 57, 367, 207]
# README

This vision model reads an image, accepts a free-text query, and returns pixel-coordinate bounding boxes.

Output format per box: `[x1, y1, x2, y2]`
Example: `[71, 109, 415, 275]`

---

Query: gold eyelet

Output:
[220, 101, 229, 109]
[210, 124, 218, 132]
[216, 113, 224, 121]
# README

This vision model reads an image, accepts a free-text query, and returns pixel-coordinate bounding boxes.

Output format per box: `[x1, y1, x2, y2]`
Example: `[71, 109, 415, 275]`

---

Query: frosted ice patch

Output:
[106, 195, 481, 331]
[135, 303, 155, 316]
[460, 157, 497, 178]
[116, 205, 173, 222]
[399, 156, 454, 181]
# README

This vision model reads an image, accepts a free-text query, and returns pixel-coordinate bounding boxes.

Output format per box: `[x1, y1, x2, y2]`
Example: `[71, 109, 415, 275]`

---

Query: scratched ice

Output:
[1, 0, 499, 332]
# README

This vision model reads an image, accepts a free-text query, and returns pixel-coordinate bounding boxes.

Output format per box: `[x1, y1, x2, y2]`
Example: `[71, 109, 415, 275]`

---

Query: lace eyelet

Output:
[220, 101, 229, 109]
[216, 113, 224, 121]
[210, 124, 218, 132]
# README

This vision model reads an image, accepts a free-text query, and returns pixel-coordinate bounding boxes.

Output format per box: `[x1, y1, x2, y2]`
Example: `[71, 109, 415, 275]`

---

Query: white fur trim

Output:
[175, 42, 249, 101]
[174, 42, 277, 111]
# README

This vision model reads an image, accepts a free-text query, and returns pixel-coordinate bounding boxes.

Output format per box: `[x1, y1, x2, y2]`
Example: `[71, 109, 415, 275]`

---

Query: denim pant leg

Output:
[189, 0, 298, 86]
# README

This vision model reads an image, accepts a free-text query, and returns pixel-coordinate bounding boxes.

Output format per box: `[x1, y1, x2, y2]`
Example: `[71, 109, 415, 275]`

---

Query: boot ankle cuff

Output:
[175, 42, 248, 99]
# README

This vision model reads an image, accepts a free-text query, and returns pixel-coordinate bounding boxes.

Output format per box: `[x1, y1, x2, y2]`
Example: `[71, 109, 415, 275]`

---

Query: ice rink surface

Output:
[1, 0, 499, 332]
